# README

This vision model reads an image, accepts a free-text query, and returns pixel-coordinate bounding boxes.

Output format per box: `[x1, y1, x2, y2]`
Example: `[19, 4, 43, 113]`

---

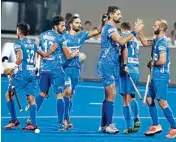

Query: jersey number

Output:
[43, 40, 54, 52]
[27, 49, 35, 63]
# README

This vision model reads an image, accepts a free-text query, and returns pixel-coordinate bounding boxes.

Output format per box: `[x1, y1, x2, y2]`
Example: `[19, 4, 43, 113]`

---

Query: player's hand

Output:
[101, 13, 108, 23]
[74, 49, 80, 57]
[4, 68, 13, 75]
[134, 19, 144, 33]
[120, 64, 128, 76]
[147, 60, 154, 68]
[50, 43, 58, 53]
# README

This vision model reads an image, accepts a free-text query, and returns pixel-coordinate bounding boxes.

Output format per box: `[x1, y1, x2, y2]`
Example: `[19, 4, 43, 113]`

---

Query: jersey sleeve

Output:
[81, 30, 89, 42]
[158, 40, 167, 54]
[60, 36, 68, 48]
[14, 41, 22, 53]
[107, 27, 118, 38]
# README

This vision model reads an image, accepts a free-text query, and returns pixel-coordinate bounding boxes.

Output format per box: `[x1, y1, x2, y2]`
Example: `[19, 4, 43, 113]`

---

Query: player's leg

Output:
[63, 67, 72, 129]
[144, 80, 162, 136]
[156, 79, 176, 138]
[22, 75, 39, 131]
[52, 68, 65, 131]
[120, 74, 133, 134]
[64, 67, 80, 129]
[97, 62, 119, 134]
[129, 73, 140, 131]
[4, 85, 20, 129]
[36, 71, 51, 111]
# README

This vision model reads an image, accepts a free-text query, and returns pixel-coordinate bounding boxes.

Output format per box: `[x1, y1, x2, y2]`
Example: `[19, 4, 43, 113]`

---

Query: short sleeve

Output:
[14, 42, 22, 53]
[107, 27, 118, 38]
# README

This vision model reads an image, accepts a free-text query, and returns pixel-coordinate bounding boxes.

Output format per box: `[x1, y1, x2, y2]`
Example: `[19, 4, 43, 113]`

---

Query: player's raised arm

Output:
[138, 31, 153, 47]
[111, 20, 144, 46]
[88, 13, 107, 38]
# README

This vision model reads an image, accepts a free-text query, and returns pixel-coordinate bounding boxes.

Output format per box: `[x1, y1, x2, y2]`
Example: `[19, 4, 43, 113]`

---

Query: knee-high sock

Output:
[30, 104, 37, 125]
[64, 96, 70, 120]
[123, 106, 132, 128]
[36, 95, 44, 111]
[57, 99, 65, 124]
[162, 107, 176, 129]
[148, 102, 159, 125]
[130, 99, 139, 120]
[7, 100, 17, 121]
[104, 100, 114, 126]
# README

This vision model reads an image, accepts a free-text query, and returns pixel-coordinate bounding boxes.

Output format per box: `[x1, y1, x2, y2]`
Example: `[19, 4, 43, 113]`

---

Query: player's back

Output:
[153, 36, 170, 79]
[39, 30, 64, 70]
[100, 24, 120, 65]
[14, 37, 38, 73]
[121, 33, 140, 74]
[62, 31, 89, 68]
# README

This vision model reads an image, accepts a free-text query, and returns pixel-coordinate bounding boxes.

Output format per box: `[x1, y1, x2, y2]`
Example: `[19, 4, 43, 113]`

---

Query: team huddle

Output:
[3, 6, 176, 138]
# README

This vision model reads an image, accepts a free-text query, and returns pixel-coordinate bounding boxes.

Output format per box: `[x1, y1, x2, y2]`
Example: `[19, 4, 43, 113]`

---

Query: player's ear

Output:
[54, 25, 57, 30]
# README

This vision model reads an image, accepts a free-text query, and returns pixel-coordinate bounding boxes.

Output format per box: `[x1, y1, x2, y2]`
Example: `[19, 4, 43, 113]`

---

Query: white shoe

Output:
[105, 123, 119, 134]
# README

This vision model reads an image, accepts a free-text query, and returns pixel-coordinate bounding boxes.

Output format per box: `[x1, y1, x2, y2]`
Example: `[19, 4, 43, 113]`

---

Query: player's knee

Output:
[146, 97, 153, 105]
[5, 91, 13, 101]
[57, 93, 64, 99]
[26, 95, 35, 105]
[158, 100, 168, 109]
[65, 88, 72, 98]
[40, 92, 48, 98]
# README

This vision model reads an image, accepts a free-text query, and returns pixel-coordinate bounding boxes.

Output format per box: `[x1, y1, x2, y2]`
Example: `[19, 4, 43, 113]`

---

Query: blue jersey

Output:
[14, 37, 39, 72]
[121, 33, 140, 74]
[152, 36, 170, 80]
[39, 30, 64, 71]
[62, 31, 89, 68]
[99, 24, 120, 65]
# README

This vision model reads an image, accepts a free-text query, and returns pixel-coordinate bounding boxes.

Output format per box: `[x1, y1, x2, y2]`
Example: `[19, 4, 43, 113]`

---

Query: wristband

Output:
[131, 31, 137, 37]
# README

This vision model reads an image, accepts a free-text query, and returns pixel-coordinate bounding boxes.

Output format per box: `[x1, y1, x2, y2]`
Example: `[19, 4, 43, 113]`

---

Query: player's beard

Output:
[154, 29, 160, 35]
[114, 18, 121, 24]
[73, 27, 80, 32]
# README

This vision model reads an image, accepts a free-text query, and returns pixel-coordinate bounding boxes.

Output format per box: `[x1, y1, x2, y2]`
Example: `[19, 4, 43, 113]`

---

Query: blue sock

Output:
[64, 96, 70, 120]
[30, 104, 37, 125]
[36, 95, 44, 111]
[7, 100, 17, 121]
[148, 103, 159, 125]
[101, 100, 106, 127]
[162, 107, 176, 129]
[130, 99, 139, 120]
[123, 106, 132, 128]
[104, 100, 114, 126]
[57, 99, 65, 124]
[69, 99, 72, 113]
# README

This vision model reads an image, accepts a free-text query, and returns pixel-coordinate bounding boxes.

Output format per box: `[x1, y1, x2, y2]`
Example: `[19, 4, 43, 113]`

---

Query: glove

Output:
[120, 64, 128, 76]
[101, 13, 108, 23]
[147, 60, 154, 69]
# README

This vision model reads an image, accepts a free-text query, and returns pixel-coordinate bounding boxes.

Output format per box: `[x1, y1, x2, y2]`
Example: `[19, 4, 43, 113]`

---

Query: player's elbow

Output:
[16, 58, 22, 65]
[160, 59, 166, 65]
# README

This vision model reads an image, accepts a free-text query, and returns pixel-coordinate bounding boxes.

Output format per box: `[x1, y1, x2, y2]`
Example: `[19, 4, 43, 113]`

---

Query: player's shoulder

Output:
[158, 36, 169, 46]
[14, 39, 22, 45]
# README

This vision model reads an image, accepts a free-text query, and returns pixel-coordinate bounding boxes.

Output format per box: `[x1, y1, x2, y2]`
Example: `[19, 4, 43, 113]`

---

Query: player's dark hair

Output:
[17, 23, 30, 36]
[52, 15, 65, 28]
[107, 6, 120, 19]
[85, 21, 91, 25]
[69, 16, 79, 25]
[121, 22, 131, 30]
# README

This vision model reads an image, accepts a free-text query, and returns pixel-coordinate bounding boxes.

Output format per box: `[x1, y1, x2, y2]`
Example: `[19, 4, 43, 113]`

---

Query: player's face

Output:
[56, 21, 65, 33]
[71, 18, 82, 32]
[112, 10, 122, 23]
[153, 20, 161, 35]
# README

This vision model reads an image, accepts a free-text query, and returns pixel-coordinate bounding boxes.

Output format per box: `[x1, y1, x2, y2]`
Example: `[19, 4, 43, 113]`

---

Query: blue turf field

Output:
[1, 77, 176, 142]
